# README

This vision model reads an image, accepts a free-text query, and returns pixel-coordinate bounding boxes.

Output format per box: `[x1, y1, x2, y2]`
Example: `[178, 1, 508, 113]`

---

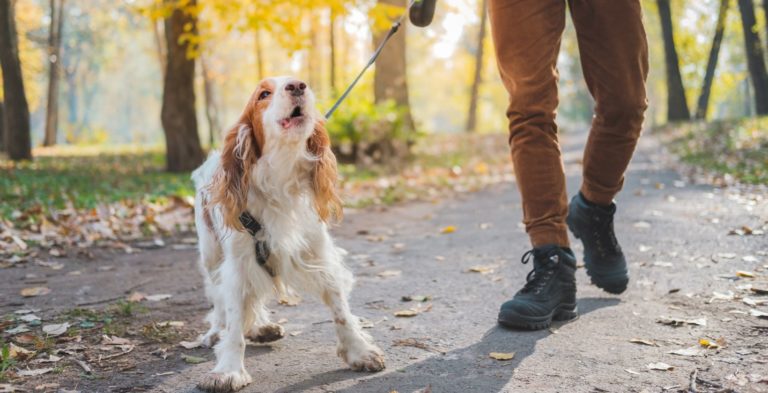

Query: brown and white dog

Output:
[191, 77, 385, 392]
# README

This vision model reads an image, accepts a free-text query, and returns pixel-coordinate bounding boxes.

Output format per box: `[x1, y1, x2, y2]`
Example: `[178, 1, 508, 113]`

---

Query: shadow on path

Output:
[277, 297, 619, 393]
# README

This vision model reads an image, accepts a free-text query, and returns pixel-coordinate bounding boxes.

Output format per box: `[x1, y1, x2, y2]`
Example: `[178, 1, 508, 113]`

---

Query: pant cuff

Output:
[579, 185, 615, 207]
[528, 226, 570, 248]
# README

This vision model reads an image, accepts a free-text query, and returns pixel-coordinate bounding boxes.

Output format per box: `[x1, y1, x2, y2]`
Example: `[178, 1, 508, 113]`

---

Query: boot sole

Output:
[498, 304, 578, 331]
[568, 223, 629, 295]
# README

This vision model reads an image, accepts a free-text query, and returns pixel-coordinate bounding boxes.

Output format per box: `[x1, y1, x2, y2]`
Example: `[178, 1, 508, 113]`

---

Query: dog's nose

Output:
[285, 81, 307, 97]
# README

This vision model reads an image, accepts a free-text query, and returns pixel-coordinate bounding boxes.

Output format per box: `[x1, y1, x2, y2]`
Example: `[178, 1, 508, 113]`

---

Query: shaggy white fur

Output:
[191, 77, 385, 393]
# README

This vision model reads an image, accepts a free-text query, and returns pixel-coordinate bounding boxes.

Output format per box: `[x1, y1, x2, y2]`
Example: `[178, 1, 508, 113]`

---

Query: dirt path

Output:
[2, 130, 767, 393]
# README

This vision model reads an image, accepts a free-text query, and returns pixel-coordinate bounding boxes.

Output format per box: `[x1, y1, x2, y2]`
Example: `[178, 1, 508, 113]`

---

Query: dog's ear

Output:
[307, 120, 343, 223]
[210, 123, 262, 229]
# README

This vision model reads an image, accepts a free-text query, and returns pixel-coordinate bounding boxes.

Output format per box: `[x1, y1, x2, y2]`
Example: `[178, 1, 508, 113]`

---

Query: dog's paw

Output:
[197, 371, 252, 393]
[340, 344, 385, 372]
[245, 323, 285, 344]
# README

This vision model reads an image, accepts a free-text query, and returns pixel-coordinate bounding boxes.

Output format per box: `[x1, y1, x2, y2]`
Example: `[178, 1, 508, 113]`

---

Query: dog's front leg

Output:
[198, 241, 256, 393]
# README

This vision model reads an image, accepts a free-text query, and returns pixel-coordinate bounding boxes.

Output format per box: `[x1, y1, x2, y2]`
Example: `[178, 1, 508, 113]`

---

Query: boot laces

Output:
[592, 213, 621, 257]
[520, 249, 559, 294]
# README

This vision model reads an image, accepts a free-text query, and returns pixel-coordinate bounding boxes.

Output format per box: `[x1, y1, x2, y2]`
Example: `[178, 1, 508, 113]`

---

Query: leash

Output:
[325, 0, 416, 119]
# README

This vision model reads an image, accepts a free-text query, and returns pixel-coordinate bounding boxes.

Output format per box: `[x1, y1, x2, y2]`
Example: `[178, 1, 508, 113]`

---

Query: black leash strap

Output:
[325, 0, 415, 119]
[238, 212, 272, 274]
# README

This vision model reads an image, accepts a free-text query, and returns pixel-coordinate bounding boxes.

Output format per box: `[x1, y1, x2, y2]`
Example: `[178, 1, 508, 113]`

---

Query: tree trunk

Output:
[373, 0, 415, 130]
[466, 0, 488, 133]
[764, 0, 768, 54]
[695, 0, 728, 120]
[656, 0, 690, 121]
[161, 0, 204, 172]
[0, 100, 6, 153]
[201, 54, 220, 148]
[43, 0, 65, 146]
[738, 0, 768, 115]
[0, 0, 32, 161]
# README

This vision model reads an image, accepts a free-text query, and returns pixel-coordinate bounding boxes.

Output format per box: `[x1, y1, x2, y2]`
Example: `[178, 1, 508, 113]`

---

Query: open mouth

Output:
[280, 106, 305, 129]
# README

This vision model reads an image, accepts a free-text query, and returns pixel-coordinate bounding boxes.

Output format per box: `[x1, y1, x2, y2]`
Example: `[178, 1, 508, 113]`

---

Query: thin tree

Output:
[466, 0, 487, 133]
[0, 0, 32, 161]
[737, 0, 768, 115]
[0, 100, 6, 153]
[200, 54, 220, 148]
[656, 0, 690, 121]
[161, 0, 205, 172]
[695, 0, 728, 120]
[373, 0, 415, 130]
[43, 0, 65, 146]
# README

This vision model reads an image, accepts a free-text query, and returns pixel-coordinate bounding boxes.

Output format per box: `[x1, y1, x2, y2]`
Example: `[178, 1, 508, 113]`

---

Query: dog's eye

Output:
[258, 91, 271, 100]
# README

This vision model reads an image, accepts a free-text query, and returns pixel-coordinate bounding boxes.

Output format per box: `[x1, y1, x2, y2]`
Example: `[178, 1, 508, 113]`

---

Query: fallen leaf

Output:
[181, 354, 207, 364]
[101, 335, 131, 345]
[157, 321, 185, 328]
[18, 314, 40, 323]
[289, 331, 302, 336]
[668, 346, 702, 357]
[6, 343, 34, 360]
[440, 226, 456, 234]
[5, 325, 30, 335]
[401, 295, 431, 302]
[16, 367, 54, 377]
[20, 287, 51, 297]
[42, 322, 70, 337]
[377, 270, 402, 278]
[633, 221, 651, 229]
[126, 292, 147, 302]
[467, 265, 494, 274]
[647, 362, 674, 371]
[736, 271, 755, 278]
[657, 317, 707, 327]
[749, 309, 768, 319]
[392, 338, 432, 351]
[489, 352, 515, 361]
[751, 286, 768, 295]
[699, 338, 722, 349]
[13, 333, 38, 345]
[629, 338, 658, 347]
[742, 256, 758, 263]
[434, 255, 445, 261]
[146, 294, 172, 301]
[652, 261, 674, 268]
[34, 383, 60, 390]
[394, 310, 419, 317]
[179, 340, 202, 349]
[625, 369, 641, 375]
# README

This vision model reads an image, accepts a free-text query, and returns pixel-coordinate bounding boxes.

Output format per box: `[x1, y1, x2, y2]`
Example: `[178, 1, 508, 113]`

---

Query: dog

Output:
[191, 77, 385, 392]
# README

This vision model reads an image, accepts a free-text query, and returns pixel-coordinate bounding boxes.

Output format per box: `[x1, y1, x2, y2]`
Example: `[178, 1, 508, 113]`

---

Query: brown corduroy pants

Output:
[488, 0, 649, 247]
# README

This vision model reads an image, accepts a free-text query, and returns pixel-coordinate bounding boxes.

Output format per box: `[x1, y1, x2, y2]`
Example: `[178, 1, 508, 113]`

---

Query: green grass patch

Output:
[657, 117, 768, 184]
[0, 149, 195, 220]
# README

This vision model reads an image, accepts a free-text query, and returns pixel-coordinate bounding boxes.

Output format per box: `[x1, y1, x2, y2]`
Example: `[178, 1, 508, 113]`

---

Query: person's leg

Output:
[570, 0, 649, 204]
[490, 0, 578, 330]
[566, 0, 649, 294]
[489, 0, 569, 248]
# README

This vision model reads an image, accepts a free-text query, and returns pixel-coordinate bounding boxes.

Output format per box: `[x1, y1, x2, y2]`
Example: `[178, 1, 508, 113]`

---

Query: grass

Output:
[0, 342, 15, 382]
[0, 148, 194, 221]
[657, 117, 768, 184]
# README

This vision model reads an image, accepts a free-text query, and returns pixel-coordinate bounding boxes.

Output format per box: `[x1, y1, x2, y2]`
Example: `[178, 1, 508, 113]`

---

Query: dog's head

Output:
[210, 77, 342, 229]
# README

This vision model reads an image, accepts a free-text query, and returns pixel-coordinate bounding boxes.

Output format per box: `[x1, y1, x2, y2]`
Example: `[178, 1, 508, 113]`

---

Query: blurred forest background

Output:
[0, 0, 767, 235]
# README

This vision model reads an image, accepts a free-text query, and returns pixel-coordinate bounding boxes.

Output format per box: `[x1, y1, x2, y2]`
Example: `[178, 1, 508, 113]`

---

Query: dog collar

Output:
[238, 212, 274, 276]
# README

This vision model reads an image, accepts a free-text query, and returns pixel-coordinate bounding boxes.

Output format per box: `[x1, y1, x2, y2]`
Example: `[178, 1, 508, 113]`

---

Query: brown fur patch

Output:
[307, 121, 343, 223]
[208, 80, 274, 230]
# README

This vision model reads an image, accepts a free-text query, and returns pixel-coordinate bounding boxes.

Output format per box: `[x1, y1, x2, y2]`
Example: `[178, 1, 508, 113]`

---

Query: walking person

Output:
[489, 0, 649, 329]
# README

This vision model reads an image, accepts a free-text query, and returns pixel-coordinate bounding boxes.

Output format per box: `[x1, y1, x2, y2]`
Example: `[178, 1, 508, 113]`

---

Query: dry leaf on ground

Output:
[647, 362, 674, 371]
[20, 287, 51, 297]
[489, 352, 515, 361]
[17, 367, 54, 377]
[629, 338, 658, 347]
[377, 270, 402, 278]
[668, 346, 702, 357]
[146, 294, 172, 301]
[181, 354, 207, 364]
[467, 265, 495, 274]
[42, 323, 70, 337]
[440, 226, 456, 234]
[179, 340, 202, 349]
